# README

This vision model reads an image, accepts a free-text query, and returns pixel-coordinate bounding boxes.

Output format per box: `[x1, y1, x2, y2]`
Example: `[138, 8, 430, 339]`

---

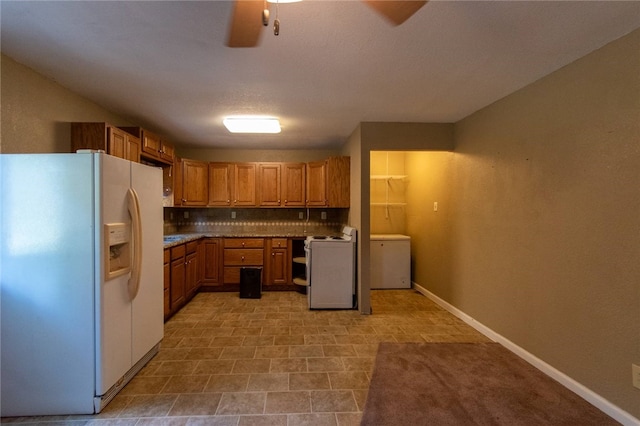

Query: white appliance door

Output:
[130, 161, 164, 362]
[1, 154, 97, 416]
[309, 242, 355, 309]
[96, 154, 133, 395]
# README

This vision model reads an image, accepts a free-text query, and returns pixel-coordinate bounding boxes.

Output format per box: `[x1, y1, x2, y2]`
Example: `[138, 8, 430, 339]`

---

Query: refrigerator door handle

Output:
[127, 188, 143, 300]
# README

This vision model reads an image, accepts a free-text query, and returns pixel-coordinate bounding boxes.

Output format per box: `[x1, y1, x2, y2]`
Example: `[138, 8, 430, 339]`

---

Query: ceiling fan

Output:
[226, 0, 428, 48]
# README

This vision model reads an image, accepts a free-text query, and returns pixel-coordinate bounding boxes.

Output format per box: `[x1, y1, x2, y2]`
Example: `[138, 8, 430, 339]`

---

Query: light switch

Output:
[321, 211, 327, 220]
[231, 211, 236, 219]
[299, 212, 304, 220]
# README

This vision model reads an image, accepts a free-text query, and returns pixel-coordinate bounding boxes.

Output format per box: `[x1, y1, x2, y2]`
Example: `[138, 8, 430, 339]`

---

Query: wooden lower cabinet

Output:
[170, 244, 186, 312]
[266, 238, 291, 285]
[163, 249, 171, 319]
[200, 238, 223, 288]
[185, 241, 199, 300]
[166, 241, 200, 319]
[223, 238, 264, 284]
[164, 236, 298, 320]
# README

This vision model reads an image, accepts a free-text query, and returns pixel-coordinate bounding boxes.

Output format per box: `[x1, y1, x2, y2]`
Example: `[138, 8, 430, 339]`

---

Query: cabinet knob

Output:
[284, 200, 287, 204]
[241, 256, 245, 261]
[181, 198, 186, 202]
[272, 252, 275, 256]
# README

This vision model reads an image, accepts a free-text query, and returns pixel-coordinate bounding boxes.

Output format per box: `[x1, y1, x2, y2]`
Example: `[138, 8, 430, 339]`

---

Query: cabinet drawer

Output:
[223, 267, 263, 284]
[171, 244, 185, 260]
[270, 238, 288, 249]
[224, 238, 264, 249]
[224, 249, 264, 265]
[186, 240, 198, 254]
[223, 267, 241, 284]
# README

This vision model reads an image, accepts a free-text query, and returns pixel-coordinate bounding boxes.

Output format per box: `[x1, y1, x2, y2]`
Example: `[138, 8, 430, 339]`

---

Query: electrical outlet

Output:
[321, 211, 327, 220]
[231, 211, 236, 219]
[633, 364, 640, 389]
[299, 212, 304, 220]
[183, 211, 189, 219]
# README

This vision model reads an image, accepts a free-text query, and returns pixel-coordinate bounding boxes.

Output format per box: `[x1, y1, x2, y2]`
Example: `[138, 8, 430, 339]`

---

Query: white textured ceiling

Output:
[2, 1, 639, 150]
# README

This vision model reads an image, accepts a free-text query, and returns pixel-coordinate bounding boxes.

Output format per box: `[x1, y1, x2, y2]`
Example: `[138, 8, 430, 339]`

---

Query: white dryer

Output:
[370, 234, 411, 289]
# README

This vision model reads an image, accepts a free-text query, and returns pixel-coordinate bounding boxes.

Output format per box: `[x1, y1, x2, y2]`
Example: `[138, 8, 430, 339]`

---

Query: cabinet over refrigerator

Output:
[0, 152, 164, 416]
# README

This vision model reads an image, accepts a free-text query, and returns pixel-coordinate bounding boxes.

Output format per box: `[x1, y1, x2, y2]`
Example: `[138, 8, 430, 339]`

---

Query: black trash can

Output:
[240, 267, 262, 299]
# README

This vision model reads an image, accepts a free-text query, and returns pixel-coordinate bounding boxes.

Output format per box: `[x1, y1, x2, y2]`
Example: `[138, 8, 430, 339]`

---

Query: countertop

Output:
[163, 232, 319, 249]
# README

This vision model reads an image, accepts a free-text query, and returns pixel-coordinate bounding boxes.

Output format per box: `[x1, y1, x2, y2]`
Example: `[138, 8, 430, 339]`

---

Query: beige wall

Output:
[1, 54, 132, 153]
[447, 29, 640, 417]
[405, 151, 454, 299]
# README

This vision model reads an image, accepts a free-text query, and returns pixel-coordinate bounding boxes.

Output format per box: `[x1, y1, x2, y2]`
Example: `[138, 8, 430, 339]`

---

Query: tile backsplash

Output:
[164, 208, 348, 236]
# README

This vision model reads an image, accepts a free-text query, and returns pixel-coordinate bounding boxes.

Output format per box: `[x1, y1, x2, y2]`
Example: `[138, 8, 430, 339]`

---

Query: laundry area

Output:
[369, 151, 453, 291]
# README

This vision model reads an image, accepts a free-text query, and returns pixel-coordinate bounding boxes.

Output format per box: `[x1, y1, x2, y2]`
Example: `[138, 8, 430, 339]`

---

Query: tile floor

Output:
[3, 289, 490, 425]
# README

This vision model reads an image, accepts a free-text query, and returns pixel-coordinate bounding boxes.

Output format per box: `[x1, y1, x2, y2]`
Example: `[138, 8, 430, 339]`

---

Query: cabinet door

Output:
[141, 130, 162, 160]
[181, 159, 208, 206]
[125, 135, 140, 163]
[209, 163, 232, 206]
[267, 238, 290, 285]
[327, 156, 350, 207]
[108, 127, 126, 159]
[160, 140, 175, 163]
[185, 251, 198, 300]
[282, 163, 306, 207]
[163, 255, 171, 319]
[233, 163, 257, 206]
[258, 163, 281, 207]
[202, 238, 222, 285]
[170, 256, 186, 311]
[306, 161, 327, 207]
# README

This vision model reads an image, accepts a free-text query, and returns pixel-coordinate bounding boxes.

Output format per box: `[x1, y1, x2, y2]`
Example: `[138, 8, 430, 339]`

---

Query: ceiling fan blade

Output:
[226, 0, 264, 48]
[362, 1, 427, 26]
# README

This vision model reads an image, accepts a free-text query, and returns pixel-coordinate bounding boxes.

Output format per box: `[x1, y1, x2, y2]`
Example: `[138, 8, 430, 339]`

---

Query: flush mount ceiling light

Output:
[223, 116, 281, 134]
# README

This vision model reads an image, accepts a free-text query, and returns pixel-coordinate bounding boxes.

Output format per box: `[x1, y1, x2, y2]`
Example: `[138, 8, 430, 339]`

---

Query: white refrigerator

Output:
[0, 152, 164, 416]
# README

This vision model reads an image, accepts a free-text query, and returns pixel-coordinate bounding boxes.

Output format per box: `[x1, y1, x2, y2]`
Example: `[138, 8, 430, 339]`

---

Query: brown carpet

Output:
[361, 342, 619, 426]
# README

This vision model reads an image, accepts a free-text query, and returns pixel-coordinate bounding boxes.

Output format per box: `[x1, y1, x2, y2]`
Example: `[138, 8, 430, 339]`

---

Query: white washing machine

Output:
[370, 234, 411, 289]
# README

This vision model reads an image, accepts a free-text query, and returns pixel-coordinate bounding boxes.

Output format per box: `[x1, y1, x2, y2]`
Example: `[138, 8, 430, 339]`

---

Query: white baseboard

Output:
[412, 282, 640, 426]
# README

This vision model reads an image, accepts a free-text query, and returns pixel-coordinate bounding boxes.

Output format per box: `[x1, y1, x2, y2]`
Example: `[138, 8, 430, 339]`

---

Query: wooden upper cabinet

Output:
[233, 163, 257, 206]
[326, 156, 350, 207]
[178, 159, 208, 206]
[120, 127, 174, 165]
[306, 160, 327, 207]
[306, 157, 350, 207]
[70, 122, 140, 163]
[258, 163, 281, 207]
[282, 163, 306, 207]
[209, 163, 233, 206]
